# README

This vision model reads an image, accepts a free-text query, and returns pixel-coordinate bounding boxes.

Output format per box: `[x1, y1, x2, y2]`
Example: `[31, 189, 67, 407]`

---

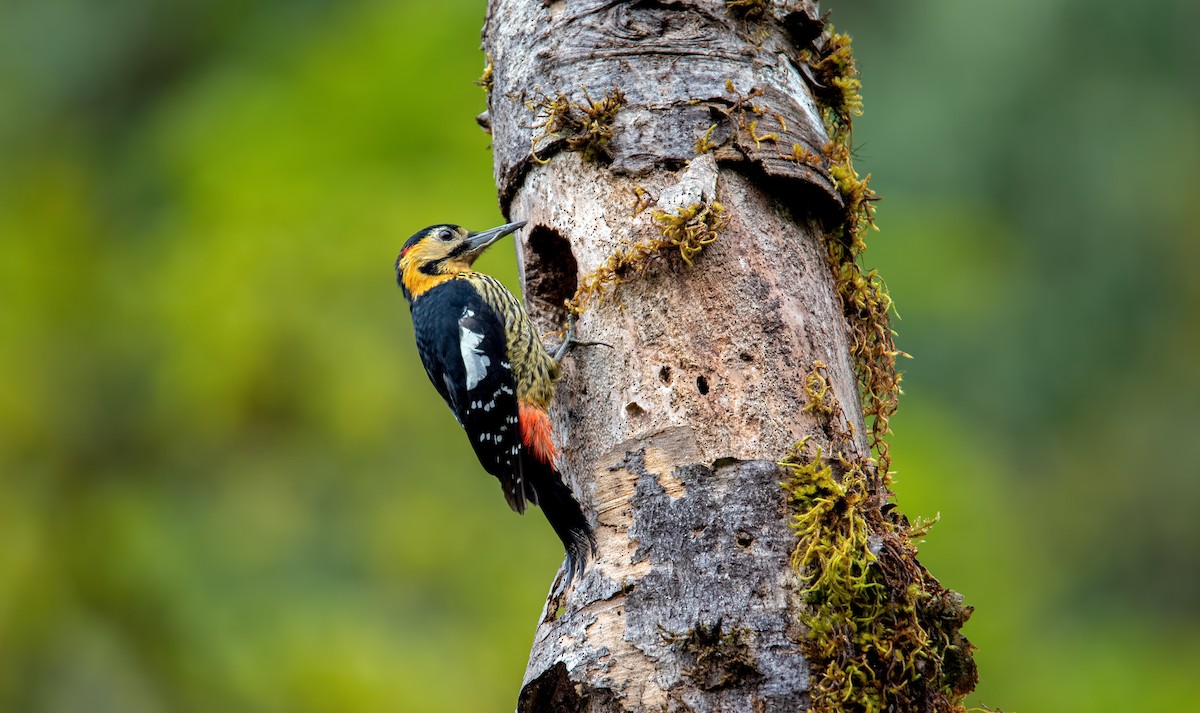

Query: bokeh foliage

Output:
[0, 0, 1196, 711]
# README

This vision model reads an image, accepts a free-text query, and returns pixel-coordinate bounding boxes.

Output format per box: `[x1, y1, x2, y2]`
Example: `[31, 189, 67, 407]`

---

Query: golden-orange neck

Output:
[400, 257, 472, 300]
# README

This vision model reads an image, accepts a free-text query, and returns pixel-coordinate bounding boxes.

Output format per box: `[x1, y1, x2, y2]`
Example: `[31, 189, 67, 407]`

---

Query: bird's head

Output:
[395, 221, 525, 301]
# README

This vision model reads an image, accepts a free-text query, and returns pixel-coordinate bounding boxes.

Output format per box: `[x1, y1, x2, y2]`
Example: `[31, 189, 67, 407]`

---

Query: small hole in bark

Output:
[696, 375, 710, 395]
[739, 352, 754, 363]
[625, 402, 646, 418]
[736, 530, 754, 548]
[658, 365, 672, 384]
[524, 225, 578, 333]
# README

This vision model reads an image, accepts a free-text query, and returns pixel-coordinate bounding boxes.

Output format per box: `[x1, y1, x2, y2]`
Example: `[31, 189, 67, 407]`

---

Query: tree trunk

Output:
[481, 2, 977, 711]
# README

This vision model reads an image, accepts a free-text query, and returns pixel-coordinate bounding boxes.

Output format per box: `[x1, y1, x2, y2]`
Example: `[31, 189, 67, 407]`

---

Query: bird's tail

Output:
[518, 403, 595, 584]
[522, 452, 596, 586]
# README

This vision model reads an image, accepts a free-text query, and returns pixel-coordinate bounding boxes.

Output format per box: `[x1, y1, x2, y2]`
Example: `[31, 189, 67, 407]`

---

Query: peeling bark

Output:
[479, 2, 955, 710]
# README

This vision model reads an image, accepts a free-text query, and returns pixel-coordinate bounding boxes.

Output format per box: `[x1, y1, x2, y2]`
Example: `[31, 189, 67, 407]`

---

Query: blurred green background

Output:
[0, 0, 1195, 711]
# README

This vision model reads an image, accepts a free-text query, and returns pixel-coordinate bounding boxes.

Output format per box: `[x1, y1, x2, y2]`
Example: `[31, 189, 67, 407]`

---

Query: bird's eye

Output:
[437, 228, 455, 241]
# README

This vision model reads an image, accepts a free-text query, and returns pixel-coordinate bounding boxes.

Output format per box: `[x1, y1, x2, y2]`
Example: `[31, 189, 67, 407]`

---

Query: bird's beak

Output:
[463, 220, 526, 259]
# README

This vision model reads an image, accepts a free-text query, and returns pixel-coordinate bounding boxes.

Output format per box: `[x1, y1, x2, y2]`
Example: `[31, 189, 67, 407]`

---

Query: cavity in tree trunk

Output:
[480, 2, 978, 711]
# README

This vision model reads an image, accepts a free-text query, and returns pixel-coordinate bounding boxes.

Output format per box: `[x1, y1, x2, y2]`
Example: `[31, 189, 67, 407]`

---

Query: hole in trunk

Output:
[523, 225, 578, 334]
[696, 375, 710, 395]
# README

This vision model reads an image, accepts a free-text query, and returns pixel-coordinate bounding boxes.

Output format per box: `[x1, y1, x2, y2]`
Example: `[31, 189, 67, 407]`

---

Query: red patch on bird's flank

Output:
[519, 402, 558, 465]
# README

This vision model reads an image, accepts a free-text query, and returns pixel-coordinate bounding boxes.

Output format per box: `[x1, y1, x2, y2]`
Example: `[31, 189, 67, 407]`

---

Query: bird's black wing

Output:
[411, 280, 526, 513]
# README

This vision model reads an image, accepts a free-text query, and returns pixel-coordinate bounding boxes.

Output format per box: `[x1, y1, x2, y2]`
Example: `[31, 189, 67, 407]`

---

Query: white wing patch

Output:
[459, 308, 491, 391]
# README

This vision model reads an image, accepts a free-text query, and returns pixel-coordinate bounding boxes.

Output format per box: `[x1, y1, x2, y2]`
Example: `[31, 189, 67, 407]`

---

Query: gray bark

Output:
[482, 2, 867, 710]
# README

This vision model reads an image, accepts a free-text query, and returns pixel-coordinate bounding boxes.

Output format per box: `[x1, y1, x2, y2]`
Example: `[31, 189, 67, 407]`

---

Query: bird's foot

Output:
[553, 313, 612, 362]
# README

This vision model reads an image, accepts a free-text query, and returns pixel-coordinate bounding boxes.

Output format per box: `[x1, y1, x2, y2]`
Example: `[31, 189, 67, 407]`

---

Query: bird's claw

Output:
[553, 314, 613, 362]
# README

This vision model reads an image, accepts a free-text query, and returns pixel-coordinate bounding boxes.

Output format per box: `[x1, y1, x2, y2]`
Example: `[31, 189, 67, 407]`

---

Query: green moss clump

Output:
[799, 25, 901, 474]
[781, 439, 977, 713]
[783, 21, 976, 712]
[802, 360, 835, 418]
[829, 244, 902, 471]
[566, 198, 728, 315]
[529, 86, 626, 164]
[661, 621, 762, 691]
[823, 141, 900, 469]
[695, 123, 721, 154]
[747, 119, 780, 148]
[721, 80, 788, 152]
[475, 54, 493, 94]
[786, 143, 824, 168]
[725, 0, 769, 22]
[801, 26, 863, 146]
[650, 201, 728, 266]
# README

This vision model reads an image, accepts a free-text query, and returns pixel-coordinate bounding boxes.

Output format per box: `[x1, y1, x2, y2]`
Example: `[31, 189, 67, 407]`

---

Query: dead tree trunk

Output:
[481, 2, 977, 711]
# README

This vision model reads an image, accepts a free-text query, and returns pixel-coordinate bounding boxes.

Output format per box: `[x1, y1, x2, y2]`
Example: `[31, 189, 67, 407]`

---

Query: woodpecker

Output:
[395, 221, 595, 583]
